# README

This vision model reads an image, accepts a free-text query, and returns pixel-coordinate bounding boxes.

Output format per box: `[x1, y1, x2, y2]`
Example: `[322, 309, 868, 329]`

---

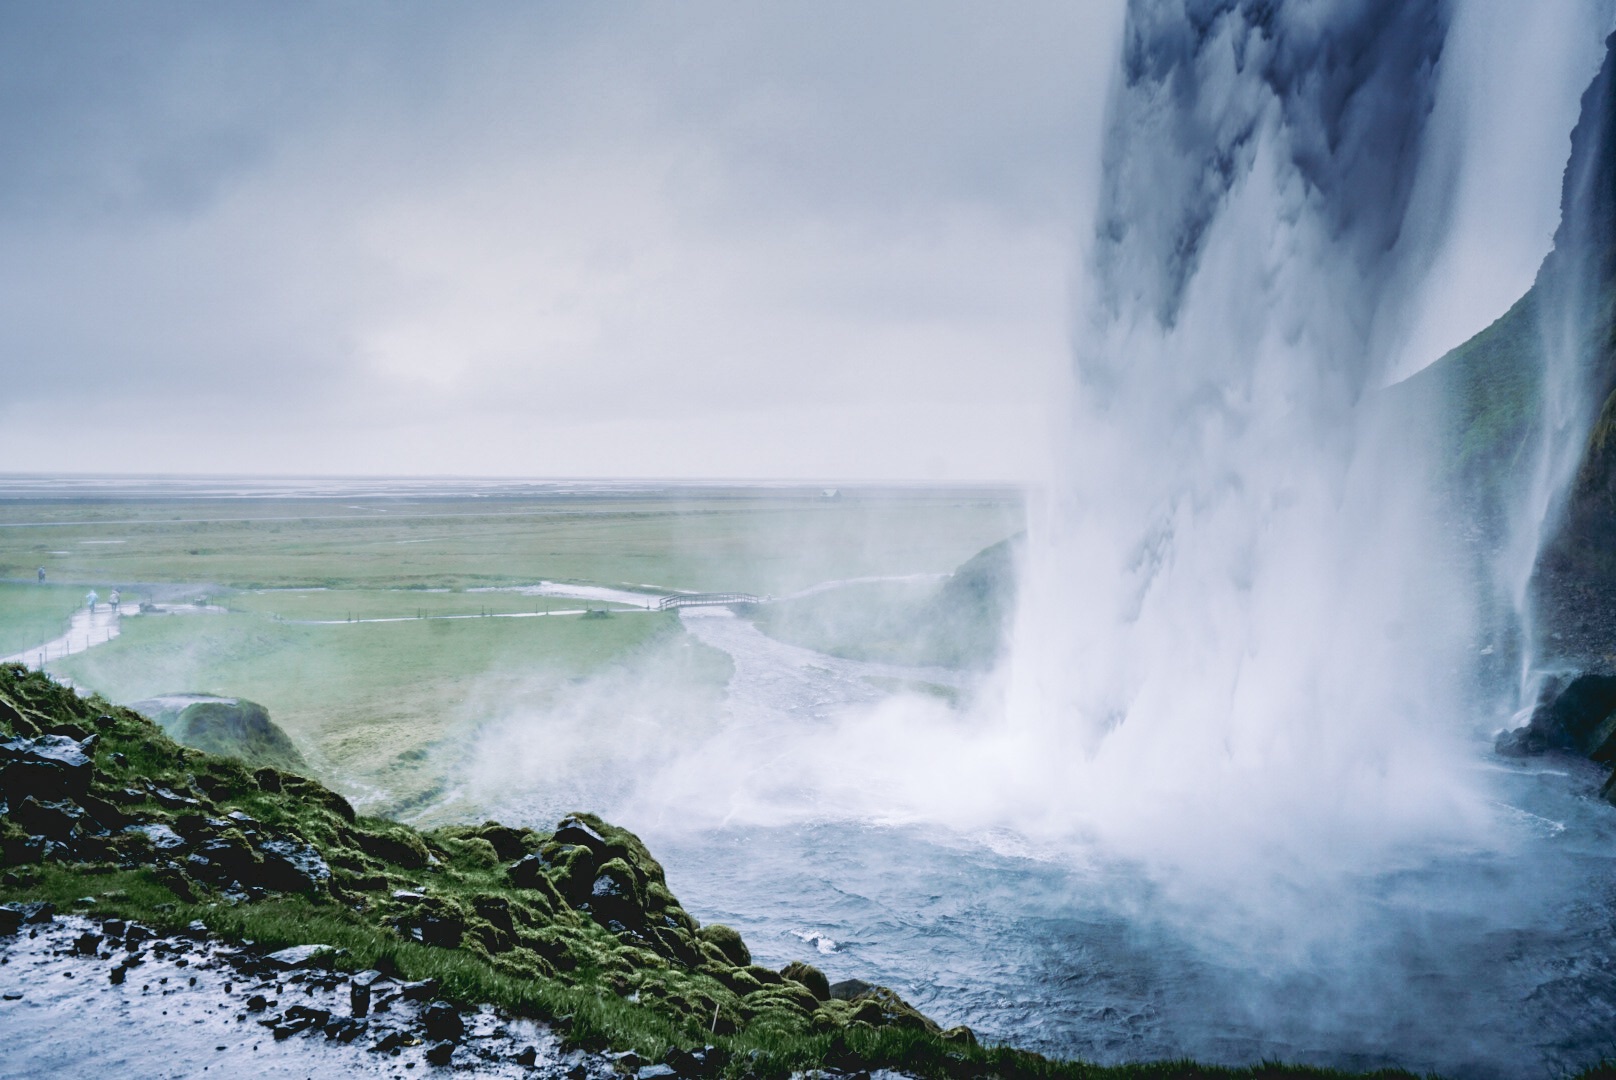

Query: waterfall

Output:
[1007, 0, 1491, 869]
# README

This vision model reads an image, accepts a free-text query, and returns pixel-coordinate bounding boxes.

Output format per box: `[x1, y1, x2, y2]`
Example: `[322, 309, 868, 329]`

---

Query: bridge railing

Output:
[657, 592, 760, 610]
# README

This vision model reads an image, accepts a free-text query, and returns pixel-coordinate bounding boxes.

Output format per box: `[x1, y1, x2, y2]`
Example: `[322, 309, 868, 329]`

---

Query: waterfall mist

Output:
[1008, 0, 1608, 885]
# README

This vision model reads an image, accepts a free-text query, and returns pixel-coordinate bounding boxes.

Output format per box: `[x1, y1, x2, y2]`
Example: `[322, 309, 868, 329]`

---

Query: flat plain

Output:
[0, 482, 1022, 816]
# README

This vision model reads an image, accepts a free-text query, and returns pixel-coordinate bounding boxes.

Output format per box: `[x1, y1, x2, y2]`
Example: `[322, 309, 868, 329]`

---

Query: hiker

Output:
[109, 588, 121, 610]
[85, 589, 98, 613]
[37, 566, 45, 584]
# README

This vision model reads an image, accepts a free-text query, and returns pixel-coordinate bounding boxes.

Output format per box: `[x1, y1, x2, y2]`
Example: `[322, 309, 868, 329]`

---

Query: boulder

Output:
[1496, 674, 1616, 759]
[0, 734, 93, 802]
[267, 943, 336, 968]
[553, 815, 609, 854]
[253, 839, 332, 895]
[698, 923, 750, 967]
[781, 960, 831, 1001]
[12, 797, 90, 844]
[159, 699, 308, 773]
[421, 1001, 464, 1042]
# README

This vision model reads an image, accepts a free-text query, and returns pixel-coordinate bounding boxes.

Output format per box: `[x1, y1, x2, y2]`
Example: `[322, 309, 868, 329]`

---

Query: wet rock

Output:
[1497, 674, 1616, 760]
[325, 1016, 367, 1043]
[508, 852, 554, 889]
[516, 1045, 538, 1066]
[350, 970, 383, 1016]
[125, 823, 185, 851]
[0, 907, 21, 936]
[554, 815, 609, 854]
[638, 1065, 677, 1080]
[371, 1028, 415, 1053]
[246, 993, 269, 1012]
[253, 767, 282, 793]
[421, 1000, 464, 1042]
[400, 978, 439, 1001]
[282, 1004, 330, 1033]
[266, 943, 335, 969]
[73, 931, 101, 955]
[0, 734, 92, 801]
[146, 784, 202, 811]
[6, 901, 56, 925]
[253, 838, 331, 895]
[584, 858, 644, 928]
[0, 733, 93, 802]
[420, 913, 464, 948]
[426, 1039, 456, 1066]
[13, 796, 90, 843]
[0, 834, 44, 865]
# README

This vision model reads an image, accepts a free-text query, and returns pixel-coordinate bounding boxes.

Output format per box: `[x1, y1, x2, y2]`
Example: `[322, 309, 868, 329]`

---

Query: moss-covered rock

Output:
[132, 696, 308, 774]
[0, 661, 950, 1068]
[699, 923, 750, 967]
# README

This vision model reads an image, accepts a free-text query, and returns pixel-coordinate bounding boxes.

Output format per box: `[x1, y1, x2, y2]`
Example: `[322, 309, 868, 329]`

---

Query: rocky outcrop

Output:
[131, 695, 308, 774]
[0, 661, 960, 1067]
[1497, 674, 1616, 802]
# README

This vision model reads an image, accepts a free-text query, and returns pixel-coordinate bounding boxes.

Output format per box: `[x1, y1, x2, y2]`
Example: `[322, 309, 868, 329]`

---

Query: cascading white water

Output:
[1498, 36, 1616, 699]
[1006, 0, 1606, 877]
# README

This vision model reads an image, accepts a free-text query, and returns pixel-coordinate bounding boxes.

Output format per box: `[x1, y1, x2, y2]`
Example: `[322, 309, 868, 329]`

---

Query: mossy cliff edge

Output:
[0, 661, 1458, 1079]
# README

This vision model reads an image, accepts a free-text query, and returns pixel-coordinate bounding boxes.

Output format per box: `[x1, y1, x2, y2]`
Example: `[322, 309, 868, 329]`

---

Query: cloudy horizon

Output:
[0, 2, 1598, 481]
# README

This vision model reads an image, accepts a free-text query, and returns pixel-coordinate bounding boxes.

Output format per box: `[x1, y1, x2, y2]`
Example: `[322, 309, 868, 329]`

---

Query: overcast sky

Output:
[0, 2, 1127, 480]
[0, 2, 1603, 481]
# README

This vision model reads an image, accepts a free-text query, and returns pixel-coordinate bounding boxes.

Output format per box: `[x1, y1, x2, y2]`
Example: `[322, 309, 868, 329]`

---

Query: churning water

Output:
[465, 5, 1616, 1076]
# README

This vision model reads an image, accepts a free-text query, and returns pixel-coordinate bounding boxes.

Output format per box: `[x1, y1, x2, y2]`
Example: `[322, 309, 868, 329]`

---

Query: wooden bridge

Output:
[657, 592, 760, 611]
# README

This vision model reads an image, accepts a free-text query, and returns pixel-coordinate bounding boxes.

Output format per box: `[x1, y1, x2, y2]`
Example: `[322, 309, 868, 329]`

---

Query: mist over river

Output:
[454, 608, 1616, 1080]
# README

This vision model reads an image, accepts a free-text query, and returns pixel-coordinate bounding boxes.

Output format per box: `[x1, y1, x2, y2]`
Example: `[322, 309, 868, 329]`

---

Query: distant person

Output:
[85, 589, 98, 613]
[37, 567, 45, 584]
[109, 588, 121, 610]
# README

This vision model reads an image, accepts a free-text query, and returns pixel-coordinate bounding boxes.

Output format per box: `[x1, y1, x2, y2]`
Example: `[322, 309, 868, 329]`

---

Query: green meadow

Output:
[0, 486, 1022, 815]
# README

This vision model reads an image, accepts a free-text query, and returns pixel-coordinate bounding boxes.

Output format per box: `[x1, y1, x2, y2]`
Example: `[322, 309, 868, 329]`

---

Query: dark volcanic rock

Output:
[0, 734, 93, 801]
[253, 838, 332, 895]
[1497, 674, 1616, 760]
[420, 1000, 464, 1042]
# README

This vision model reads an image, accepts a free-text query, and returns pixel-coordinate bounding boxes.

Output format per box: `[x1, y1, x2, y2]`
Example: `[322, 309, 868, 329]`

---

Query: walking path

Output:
[1, 603, 225, 670]
[2, 605, 122, 669]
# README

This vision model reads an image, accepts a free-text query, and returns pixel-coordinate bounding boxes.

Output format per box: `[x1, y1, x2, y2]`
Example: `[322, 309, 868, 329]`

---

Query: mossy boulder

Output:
[135, 697, 308, 774]
[782, 960, 831, 1001]
[699, 923, 750, 967]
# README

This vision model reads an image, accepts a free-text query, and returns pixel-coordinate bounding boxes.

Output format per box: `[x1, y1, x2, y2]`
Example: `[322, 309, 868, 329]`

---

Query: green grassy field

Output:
[4, 486, 1019, 817]
[52, 607, 729, 814]
[0, 490, 1022, 595]
[0, 583, 82, 656]
[225, 587, 641, 622]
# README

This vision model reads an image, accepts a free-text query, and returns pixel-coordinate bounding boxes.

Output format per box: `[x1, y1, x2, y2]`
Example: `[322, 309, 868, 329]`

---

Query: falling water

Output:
[1502, 34, 1616, 698]
[1006, 0, 1497, 880]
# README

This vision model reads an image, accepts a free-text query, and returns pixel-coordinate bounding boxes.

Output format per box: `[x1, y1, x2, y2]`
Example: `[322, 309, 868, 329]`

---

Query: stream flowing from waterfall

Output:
[457, 6, 1616, 1075]
[456, 606, 1616, 1080]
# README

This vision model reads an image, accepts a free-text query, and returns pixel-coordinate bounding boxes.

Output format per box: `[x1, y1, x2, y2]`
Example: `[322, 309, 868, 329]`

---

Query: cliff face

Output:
[1400, 31, 1616, 667]
[1534, 29, 1616, 641]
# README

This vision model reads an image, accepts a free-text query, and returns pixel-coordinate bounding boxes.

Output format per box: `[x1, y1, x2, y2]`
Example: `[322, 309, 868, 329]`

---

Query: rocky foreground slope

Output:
[0, 660, 1539, 1079]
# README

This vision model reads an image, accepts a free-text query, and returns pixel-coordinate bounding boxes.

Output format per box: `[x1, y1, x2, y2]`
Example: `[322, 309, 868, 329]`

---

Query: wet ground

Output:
[0, 912, 582, 1078]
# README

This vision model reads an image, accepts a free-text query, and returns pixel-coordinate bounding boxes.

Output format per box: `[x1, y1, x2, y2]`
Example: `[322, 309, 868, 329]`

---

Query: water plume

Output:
[1008, 0, 1494, 878]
